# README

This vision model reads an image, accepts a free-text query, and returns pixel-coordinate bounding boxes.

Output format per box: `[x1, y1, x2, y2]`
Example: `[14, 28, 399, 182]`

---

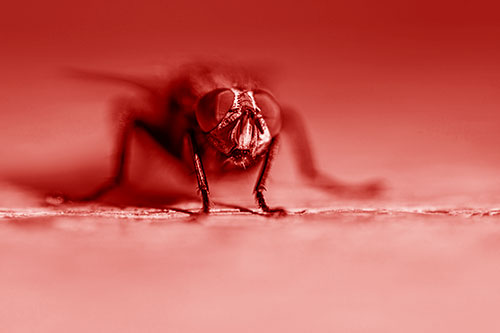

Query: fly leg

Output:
[188, 132, 211, 213]
[281, 106, 382, 197]
[254, 136, 287, 216]
[69, 98, 160, 202]
[78, 117, 151, 201]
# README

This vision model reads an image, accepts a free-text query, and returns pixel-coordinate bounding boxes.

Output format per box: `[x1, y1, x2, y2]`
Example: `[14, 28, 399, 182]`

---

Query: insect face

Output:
[196, 88, 282, 168]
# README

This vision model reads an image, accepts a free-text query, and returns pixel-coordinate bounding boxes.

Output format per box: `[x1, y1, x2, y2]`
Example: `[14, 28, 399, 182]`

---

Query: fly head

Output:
[195, 88, 282, 168]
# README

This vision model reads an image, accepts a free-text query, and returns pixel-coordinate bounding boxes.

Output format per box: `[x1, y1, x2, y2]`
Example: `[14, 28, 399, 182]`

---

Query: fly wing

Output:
[62, 68, 166, 96]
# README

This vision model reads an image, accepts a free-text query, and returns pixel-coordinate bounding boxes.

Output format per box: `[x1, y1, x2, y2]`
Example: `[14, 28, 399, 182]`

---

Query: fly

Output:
[63, 63, 381, 216]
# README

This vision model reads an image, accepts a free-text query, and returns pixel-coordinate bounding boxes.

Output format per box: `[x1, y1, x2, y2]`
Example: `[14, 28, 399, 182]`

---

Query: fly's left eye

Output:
[254, 92, 282, 136]
[196, 89, 235, 132]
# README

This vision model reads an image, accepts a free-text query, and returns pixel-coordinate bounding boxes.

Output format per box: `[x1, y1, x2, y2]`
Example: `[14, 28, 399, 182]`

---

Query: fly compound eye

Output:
[254, 91, 282, 136]
[196, 89, 235, 132]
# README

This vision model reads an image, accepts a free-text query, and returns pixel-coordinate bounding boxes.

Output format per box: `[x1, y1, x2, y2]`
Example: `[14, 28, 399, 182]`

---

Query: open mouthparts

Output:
[230, 148, 251, 159]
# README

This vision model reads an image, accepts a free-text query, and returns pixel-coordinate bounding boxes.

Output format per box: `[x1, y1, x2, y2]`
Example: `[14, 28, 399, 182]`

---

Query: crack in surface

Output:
[2, 207, 500, 220]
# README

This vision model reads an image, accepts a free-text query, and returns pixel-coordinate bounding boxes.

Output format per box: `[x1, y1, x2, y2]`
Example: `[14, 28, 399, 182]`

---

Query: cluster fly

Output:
[63, 63, 380, 215]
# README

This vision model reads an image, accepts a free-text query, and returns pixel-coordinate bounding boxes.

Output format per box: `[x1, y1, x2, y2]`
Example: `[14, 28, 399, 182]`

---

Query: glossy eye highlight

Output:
[196, 89, 235, 132]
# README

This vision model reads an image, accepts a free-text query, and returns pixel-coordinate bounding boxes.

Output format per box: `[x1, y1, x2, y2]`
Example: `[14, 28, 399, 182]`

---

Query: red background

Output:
[2, 2, 500, 332]
[1, 0, 499, 203]
[1, 0, 500, 202]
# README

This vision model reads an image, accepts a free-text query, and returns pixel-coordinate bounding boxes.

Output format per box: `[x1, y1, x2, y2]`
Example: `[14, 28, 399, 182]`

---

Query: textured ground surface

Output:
[2, 200, 500, 332]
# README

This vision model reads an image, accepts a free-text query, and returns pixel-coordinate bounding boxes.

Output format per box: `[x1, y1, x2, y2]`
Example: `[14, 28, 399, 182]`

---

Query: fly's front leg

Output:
[188, 132, 211, 213]
[254, 136, 287, 216]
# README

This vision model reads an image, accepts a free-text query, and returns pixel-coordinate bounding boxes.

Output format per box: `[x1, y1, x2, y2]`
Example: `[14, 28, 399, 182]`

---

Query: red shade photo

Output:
[1, 1, 500, 332]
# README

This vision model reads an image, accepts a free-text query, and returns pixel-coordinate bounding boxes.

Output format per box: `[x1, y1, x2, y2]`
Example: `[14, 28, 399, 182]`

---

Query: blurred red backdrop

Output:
[3, 2, 500, 333]
[1, 0, 500, 202]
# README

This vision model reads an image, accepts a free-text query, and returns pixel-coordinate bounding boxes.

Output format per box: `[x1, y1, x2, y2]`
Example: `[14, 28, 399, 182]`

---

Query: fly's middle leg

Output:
[281, 106, 383, 198]
[69, 99, 159, 202]
[78, 115, 138, 201]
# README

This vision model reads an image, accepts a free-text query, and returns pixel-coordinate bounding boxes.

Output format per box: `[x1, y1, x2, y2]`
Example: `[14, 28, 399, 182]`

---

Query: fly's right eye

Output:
[254, 91, 282, 136]
[196, 89, 235, 132]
